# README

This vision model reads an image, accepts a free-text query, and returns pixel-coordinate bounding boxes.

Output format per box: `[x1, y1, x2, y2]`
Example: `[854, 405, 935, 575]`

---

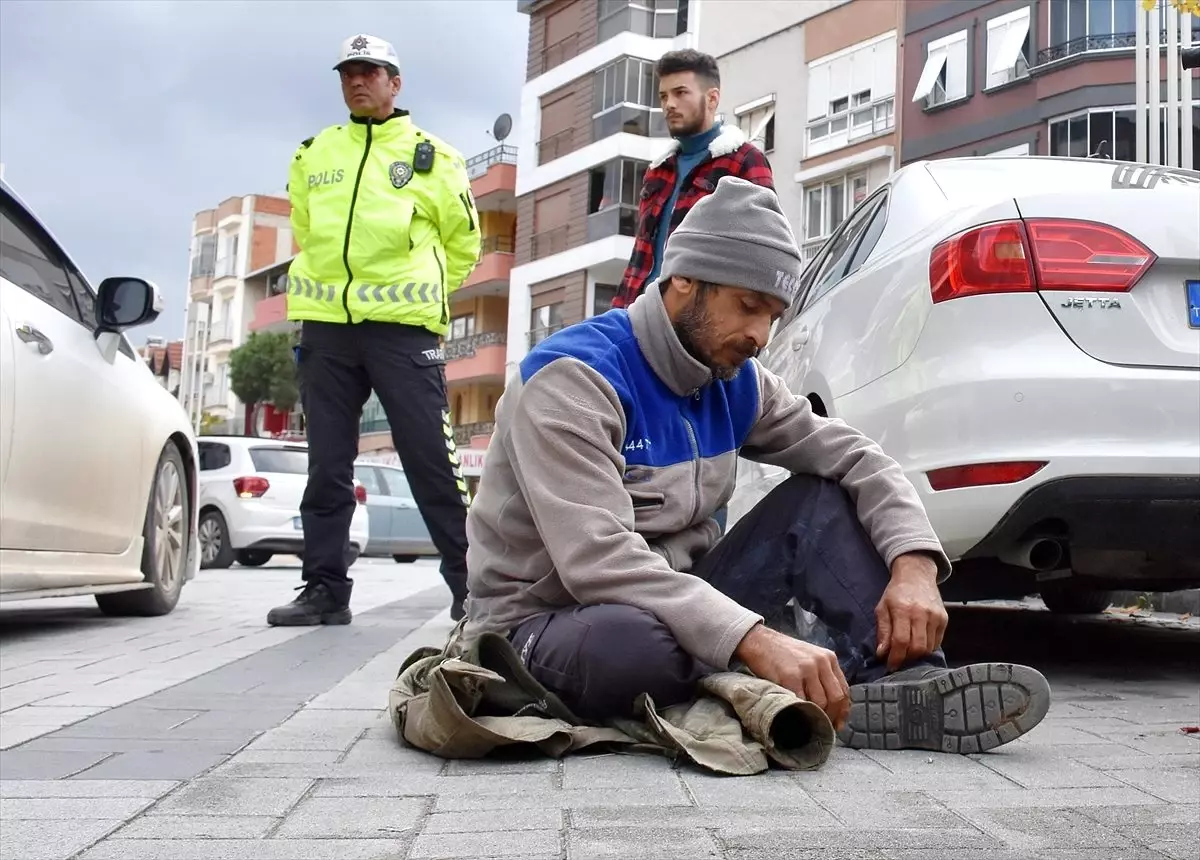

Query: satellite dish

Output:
[492, 113, 513, 143]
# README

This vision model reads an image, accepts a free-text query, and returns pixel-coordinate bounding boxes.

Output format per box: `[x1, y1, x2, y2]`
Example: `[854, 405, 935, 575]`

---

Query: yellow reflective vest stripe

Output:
[285, 111, 480, 336]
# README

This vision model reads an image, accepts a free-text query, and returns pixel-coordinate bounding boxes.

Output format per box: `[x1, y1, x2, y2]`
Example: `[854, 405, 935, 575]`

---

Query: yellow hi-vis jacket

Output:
[286, 110, 480, 336]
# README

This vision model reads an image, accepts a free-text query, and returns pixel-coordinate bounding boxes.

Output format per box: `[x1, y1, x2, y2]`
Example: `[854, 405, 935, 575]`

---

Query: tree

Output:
[229, 331, 299, 434]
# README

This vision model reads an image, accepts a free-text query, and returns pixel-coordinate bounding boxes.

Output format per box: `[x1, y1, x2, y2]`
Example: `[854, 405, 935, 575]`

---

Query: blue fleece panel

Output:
[520, 311, 760, 469]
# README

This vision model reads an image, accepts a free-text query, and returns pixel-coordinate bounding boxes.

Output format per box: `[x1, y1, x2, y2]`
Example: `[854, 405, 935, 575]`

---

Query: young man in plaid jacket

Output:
[611, 50, 776, 310]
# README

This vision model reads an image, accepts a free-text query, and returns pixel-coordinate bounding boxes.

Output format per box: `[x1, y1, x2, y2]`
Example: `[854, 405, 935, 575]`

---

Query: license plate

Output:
[1188, 280, 1200, 329]
[292, 517, 303, 530]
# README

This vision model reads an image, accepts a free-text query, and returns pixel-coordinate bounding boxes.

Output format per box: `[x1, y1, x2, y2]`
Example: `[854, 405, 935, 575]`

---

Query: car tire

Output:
[393, 555, 418, 564]
[237, 550, 273, 567]
[96, 443, 190, 618]
[1039, 581, 1113, 614]
[198, 509, 235, 570]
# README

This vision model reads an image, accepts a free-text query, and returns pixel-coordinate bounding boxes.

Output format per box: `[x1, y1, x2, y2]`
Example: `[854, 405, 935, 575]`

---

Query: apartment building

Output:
[138, 337, 184, 396]
[179, 194, 296, 434]
[901, 0, 1198, 166]
[506, 0, 699, 370]
[699, 0, 901, 263]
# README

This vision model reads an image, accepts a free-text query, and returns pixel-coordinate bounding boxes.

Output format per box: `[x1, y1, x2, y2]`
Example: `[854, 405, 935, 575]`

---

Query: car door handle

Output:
[15, 324, 53, 355]
[792, 327, 810, 349]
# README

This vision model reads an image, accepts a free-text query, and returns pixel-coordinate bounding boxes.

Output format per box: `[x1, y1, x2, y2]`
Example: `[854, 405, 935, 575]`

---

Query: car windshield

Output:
[248, 446, 309, 474]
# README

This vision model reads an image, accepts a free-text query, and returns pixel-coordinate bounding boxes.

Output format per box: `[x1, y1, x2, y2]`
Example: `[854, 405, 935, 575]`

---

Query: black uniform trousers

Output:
[296, 320, 469, 605]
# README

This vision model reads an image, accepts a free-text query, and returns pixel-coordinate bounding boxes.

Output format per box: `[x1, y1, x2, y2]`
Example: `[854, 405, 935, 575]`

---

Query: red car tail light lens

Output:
[927, 461, 1048, 492]
[354, 484, 367, 505]
[233, 476, 270, 498]
[929, 219, 1155, 304]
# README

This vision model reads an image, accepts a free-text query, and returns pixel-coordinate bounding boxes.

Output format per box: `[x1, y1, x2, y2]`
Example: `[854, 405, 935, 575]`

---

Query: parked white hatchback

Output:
[731, 157, 1200, 614]
[0, 179, 200, 615]
[196, 436, 369, 568]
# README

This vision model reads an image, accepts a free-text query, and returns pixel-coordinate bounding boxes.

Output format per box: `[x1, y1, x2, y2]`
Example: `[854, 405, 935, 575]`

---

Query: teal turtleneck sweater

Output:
[647, 122, 724, 285]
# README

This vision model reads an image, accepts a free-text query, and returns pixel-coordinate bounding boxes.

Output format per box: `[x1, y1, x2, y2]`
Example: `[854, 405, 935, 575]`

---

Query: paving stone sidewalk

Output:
[1, 564, 1197, 860]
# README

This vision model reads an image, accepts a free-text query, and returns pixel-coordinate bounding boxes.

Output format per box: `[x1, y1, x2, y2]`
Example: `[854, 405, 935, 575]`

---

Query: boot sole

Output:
[266, 608, 353, 627]
[838, 663, 1050, 754]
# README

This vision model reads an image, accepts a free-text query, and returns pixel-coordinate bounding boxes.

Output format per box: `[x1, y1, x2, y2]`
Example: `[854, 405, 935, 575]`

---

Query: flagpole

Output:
[1136, 2, 1148, 163]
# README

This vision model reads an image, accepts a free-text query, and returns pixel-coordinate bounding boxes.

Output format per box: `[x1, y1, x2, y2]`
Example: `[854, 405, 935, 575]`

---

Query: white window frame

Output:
[734, 94, 776, 153]
[985, 6, 1032, 90]
[806, 34, 897, 156]
[802, 172, 869, 245]
[1047, 101, 1200, 161]
[592, 57, 661, 121]
[912, 30, 968, 108]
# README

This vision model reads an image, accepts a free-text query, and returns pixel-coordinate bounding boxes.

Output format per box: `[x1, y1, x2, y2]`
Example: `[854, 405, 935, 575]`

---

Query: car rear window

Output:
[198, 442, 232, 471]
[249, 446, 309, 474]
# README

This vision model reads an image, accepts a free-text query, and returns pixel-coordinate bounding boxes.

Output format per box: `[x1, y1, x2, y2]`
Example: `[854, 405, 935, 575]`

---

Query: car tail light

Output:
[929, 219, 1155, 304]
[354, 484, 367, 505]
[927, 461, 1047, 492]
[233, 476, 270, 498]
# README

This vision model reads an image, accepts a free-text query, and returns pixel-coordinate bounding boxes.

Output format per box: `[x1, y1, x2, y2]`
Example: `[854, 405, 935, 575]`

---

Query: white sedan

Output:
[0, 179, 199, 615]
[731, 156, 1200, 614]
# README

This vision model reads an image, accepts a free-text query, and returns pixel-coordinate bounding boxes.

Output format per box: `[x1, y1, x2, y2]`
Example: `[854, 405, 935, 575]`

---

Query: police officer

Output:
[267, 34, 480, 627]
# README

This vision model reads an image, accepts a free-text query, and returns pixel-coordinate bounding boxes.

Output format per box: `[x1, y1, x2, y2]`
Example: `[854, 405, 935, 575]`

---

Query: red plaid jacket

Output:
[612, 125, 775, 309]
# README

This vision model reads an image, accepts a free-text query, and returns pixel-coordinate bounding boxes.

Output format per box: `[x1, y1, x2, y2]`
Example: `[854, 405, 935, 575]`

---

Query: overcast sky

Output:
[0, 0, 527, 342]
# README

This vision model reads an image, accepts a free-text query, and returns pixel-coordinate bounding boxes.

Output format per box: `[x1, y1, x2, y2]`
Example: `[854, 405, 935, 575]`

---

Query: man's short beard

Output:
[671, 114, 707, 138]
[672, 286, 741, 382]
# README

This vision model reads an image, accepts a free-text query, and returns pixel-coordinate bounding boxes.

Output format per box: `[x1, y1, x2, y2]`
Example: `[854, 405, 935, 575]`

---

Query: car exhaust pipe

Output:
[999, 538, 1066, 572]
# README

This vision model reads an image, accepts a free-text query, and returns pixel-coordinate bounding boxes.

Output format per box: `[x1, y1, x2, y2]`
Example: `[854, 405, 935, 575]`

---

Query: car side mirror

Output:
[95, 277, 163, 333]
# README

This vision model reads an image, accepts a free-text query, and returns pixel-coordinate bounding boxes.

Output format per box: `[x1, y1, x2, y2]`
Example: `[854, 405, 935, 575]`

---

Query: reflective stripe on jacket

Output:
[286, 109, 480, 335]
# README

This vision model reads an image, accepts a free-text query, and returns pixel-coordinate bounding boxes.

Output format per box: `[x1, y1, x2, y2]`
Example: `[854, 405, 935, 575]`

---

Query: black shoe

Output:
[839, 663, 1051, 754]
[266, 582, 352, 627]
[449, 599, 466, 622]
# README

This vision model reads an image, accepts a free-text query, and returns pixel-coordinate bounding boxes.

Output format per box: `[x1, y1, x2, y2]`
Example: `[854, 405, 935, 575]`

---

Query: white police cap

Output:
[334, 34, 400, 72]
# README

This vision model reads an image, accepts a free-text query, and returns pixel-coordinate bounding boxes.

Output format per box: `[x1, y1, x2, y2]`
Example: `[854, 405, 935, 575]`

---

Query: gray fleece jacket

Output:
[462, 286, 950, 670]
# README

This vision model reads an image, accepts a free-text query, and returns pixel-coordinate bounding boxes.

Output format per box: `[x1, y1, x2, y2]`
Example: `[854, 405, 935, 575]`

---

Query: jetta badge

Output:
[1060, 297, 1123, 309]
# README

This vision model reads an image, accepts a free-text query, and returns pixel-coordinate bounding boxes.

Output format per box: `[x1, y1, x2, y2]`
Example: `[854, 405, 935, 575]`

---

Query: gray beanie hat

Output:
[660, 175, 804, 308]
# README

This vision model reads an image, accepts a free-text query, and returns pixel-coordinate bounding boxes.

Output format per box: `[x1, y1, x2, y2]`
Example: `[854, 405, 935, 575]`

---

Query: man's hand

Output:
[735, 623, 850, 730]
[875, 552, 949, 671]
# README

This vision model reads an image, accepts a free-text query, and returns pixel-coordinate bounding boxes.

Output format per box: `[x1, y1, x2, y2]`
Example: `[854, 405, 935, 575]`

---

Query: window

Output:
[986, 7, 1032, 89]
[529, 303, 565, 346]
[592, 57, 667, 139]
[587, 159, 647, 241]
[597, 0, 679, 43]
[190, 233, 216, 278]
[1046, 0, 1165, 61]
[803, 192, 889, 309]
[248, 446, 309, 474]
[378, 467, 415, 501]
[807, 34, 897, 156]
[0, 203, 83, 323]
[593, 283, 619, 316]
[911, 30, 969, 108]
[197, 442, 232, 471]
[448, 314, 476, 341]
[353, 465, 385, 496]
[803, 173, 869, 243]
[735, 97, 776, 152]
[1049, 104, 1200, 167]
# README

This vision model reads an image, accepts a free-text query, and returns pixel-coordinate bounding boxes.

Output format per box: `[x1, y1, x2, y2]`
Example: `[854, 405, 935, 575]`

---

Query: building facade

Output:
[696, 0, 901, 263]
[506, 0, 700, 372]
[901, 0, 1198, 166]
[179, 194, 296, 434]
[138, 337, 184, 396]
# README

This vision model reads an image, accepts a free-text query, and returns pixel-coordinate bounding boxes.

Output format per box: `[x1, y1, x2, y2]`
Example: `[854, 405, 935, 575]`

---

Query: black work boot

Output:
[839, 663, 1051, 754]
[266, 582, 352, 627]
[449, 599, 466, 622]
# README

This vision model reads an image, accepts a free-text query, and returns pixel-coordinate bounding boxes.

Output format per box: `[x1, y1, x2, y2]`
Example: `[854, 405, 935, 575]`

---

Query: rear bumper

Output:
[226, 501, 369, 555]
[833, 293, 1200, 560]
[365, 537, 438, 557]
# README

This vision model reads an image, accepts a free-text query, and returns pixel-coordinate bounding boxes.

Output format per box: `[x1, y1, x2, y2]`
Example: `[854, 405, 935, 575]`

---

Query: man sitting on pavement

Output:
[461, 176, 1051, 753]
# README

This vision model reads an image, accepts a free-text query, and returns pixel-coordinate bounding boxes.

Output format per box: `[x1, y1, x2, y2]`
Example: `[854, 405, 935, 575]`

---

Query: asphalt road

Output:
[0, 560, 1196, 860]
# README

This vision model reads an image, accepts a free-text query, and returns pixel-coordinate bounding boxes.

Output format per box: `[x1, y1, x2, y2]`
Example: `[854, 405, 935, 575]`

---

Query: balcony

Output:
[587, 205, 638, 243]
[806, 97, 895, 159]
[530, 226, 571, 262]
[527, 324, 565, 348]
[1036, 24, 1200, 66]
[189, 276, 213, 301]
[457, 236, 515, 299]
[214, 255, 238, 281]
[454, 421, 496, 447]
[538, 128, 577, 165]
[249, 292, 294, 332]
[538, 32, 580, 75]
[207, 323, 234, 349]
[445, 332, 507, 384]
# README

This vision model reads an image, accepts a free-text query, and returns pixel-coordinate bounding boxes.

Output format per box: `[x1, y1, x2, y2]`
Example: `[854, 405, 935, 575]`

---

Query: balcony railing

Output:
[537, 128, 576, 164]
[527, 323, 565, 348]
[587, 205, 638, 243]
[531, 226, 570, 261]
[208, 323, 234, 345]
[454, 421, 496, 446]
[479, 235, 516, 257]
[466, 144, 518, 180]
[214, 256, 237, 279]
[539, 32, 580, 74]
[444, 331, 507, 362]
[1036, 25, 1200, 65]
